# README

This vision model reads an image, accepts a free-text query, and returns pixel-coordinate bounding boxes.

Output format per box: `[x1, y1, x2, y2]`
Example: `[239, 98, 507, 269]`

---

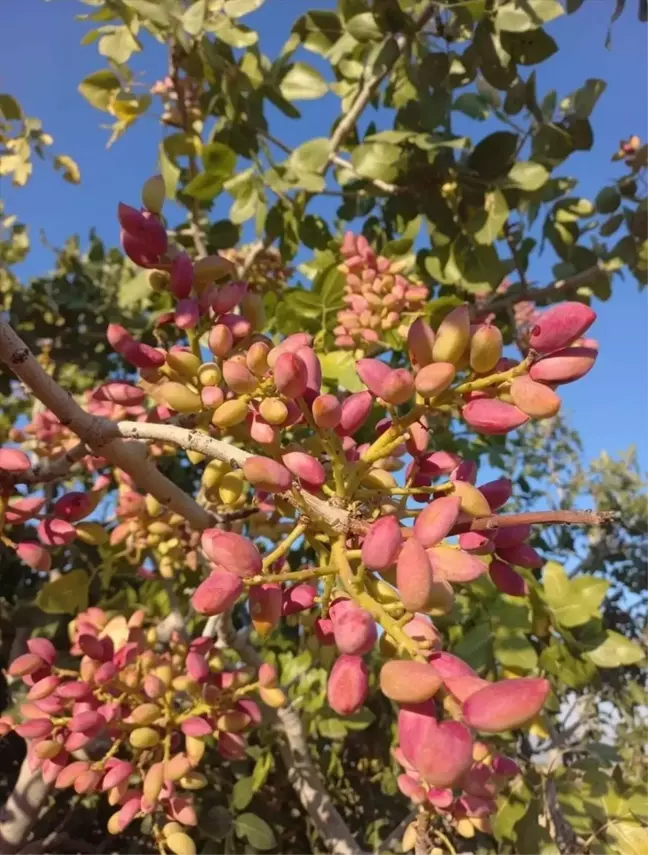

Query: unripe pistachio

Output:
[432, 305, 470, 364]
[427, 545, 487, 583]
[201, 530, 262, 576]
[259, 686, 286, 708]
[258, 663, 277, 688]
[327, 655, 368, 716]
[461, 396, 528, 433]
[141, 174, 166, 213]
[243, 456, 292, 493]
[312, 394, 341, 429]
[250, 584, 282, 637]
[208, 324, 234, 358]
[211, 398, 249, 428]
[179, 771, 208, 790]
[361, 516, 402, 572]
[143, 761, 164, 805]
[267, 333, 313, 368]
[247, 341, 270, 377]
[240, 290, 265, 330]
[397, 537, 434, 612]
[380, 661, 442, 703]
[462, 677, 551, 732]
[218, 471, 244, 505]
[192, 569, 243, 615]
[509, 376, 561, 418]
[197, 362, 221, 387]
[402, 822, 418, 853]
[413, 496, 462, 547]
[126, 703, 162, 725]
[223, 358, 258, 395]
[380, 368, 415, 405]
[470, 324, 503, 373]
[407, 318, 436, 367]
[529, 302, 596, 353]
[129, 726, 161, 749]
[495, 542, 543, 569]
[414, 362, 456, 398]
[273, 352, 308, 398]
[356, 358, 390, 396]
[452, 481, 491, 517]
[163, 823, 184, 839]
[489, 560, 527, 596]
[478, 477, 512, 511]
[259, 397, 288, 425]
[158, 382, 202, 414]
[337, 391, 372, 436]
[193, 254, 235, 287]
[16, 542, 52, 572]
[165, 753, 193, 782]
[529, 344, 597, 385]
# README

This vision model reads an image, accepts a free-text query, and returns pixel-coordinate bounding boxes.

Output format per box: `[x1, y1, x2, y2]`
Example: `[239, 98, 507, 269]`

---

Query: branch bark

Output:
[0, 758, 50, 854]
[209, 616, 364, 855]
[0, 320, 212, 532]
[112, 420, 618, 536]
[475, 263, 608, 319]
[326, 4, 437, 164]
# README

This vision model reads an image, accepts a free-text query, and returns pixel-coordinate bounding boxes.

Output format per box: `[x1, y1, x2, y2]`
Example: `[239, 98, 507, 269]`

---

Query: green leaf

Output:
[208, 219, 240, 249]
[123, 0, 172, 26]
[493, 777, 533, 841]
[36, 570, 89, 615]
[182, 0, 205, 35]
[231, 776, 254, 811]
[351, 141, 400, 181]
[98, 26, 140, 64]
[494, 631, 538, 671]
[202, 142, 237, 179]
[289, 138, 331, 173]
[608, 822, 648, 855]
[453, 622, 492, 671]
[346, 12, 383, 41]
[453, 93, 490, 120]
[532, 123, 574, 168]
[318, 717, 349, 739]
[319, 350, 366, 392]
[234, 813, 277, 851]
[586, 631, 645, 668]
[501, 29, 558, 64]
[208, 16, 258, 46]
[251, 751, 272, 791]
[184, 172, 226, 201]
[78, 70, 120, 112]
[508, 161, 550, 191]
[314, 265, 345, 308]
[496, 0, 564, 31]
[280, 62, 328, 100]
[200, 806, 232, 842]
[596, 186, 621, 214]
[572, 78, 607, 119]
[468, 131, 518, 179]
[451, 236, 507, 291]
[544, 562, 592, 628]
[0, 94, 23, 121]
[342, 708, 375, 731]
[159, 141, 181, 201]
[225, 0, 264, 16]
[283, 288, 322, 319]
[53, 155, 81, 185]
[570, 575, 609, 613]
[468, 189, 509, 245]
[299, 215, 332, 250]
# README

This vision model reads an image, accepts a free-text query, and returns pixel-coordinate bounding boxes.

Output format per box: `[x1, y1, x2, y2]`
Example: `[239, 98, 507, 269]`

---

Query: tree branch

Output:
[0, 442, 88, 489]
[208, 616, 364, 855]
[112, 421, 617, 536]
[476, 263, 608, 319]
[326, 4, 438, 164]
[0, 757, 50, 854]
[0, 321, 212, 532]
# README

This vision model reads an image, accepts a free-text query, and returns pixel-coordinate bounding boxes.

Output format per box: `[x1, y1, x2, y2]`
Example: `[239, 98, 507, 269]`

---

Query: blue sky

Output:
[1, 0, 646, 473]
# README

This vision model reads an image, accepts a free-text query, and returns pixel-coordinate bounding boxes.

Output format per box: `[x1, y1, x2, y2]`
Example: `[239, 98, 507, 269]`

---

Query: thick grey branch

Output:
[0, 320, 212, 532]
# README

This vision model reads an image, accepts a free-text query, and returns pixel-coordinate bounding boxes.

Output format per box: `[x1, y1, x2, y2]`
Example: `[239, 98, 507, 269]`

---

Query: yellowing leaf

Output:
[54, 154, 81, 185]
